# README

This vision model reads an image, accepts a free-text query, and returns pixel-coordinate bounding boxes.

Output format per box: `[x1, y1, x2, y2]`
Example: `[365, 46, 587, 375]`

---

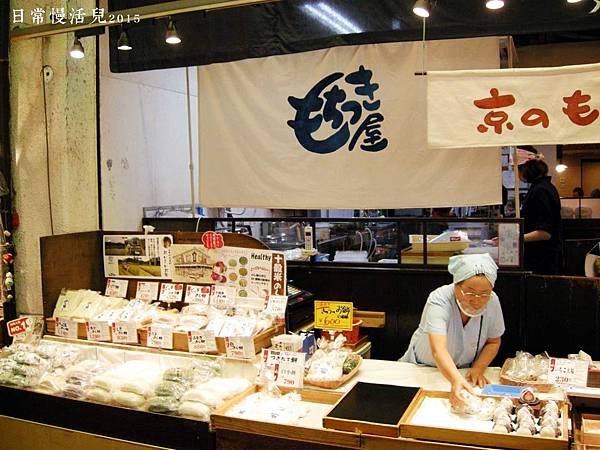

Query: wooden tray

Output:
[582, 414, 600, 446]
[304, 356, 362, 389]
[499, 358, 554, 393]
[399, 389, 569, 450]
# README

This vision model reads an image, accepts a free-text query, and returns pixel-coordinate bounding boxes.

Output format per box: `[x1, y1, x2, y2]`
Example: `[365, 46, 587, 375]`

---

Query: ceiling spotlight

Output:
[165, 19, 181, 45]
[69, 37, 85, 59]
[567, 0, 583, 3]
[413, 0, 430, 18]
[555, 163, 568, 173]
[486, 0, 505, 9]
[117, 30, 132, 51]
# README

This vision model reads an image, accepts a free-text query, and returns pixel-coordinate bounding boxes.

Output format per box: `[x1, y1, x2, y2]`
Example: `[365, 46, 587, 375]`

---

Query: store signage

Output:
[498, 223, 520, 267]
[185, 285, 213, 305]
[135, 281, 160, 302]
[225, 336, 255, 359]
[148, 325, 174, 350]
[428, 62, 600, 149]
[265, 295, 288, 319]
[159, 283, 184, 303]
[105, 278, 129, 298]
[86, 321, 111, 342]
[187, 330, 218, 353]
[111, 321, 138, 344]
[261, 349, 305, 389]
[548, 357, 589, 387]
[202, 231, 225, 249]
[7, 317, 29, 337]
[211, 286, 236, 309]
[55, 317, 78, 339]
[314, 301, 353, 331]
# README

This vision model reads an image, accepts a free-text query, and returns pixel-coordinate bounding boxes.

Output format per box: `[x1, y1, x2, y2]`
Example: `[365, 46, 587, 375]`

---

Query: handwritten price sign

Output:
[314, 300, 353, 331]
[111, 321, 138, 344]
[202, 231, 224, 249]
[86, 321, 110, 342]
[548, 357, 589, 387]
[187, 330, 217, 353]
[261, 349, 305, 388]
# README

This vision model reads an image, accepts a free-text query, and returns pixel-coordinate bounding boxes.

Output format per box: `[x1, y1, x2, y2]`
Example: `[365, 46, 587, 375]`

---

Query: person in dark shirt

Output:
[517, 146, 562, 274]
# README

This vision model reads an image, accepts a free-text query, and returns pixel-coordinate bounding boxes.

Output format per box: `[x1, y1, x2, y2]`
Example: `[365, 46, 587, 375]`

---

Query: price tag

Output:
[211, 286, 236, 309]
[548, 357, 589, 387]
[159, 283, 184, 303]
[265, 295, 288, 318]
[135, 281, 160, 302]
[55, 317, 78, 339]
[7, 317, 30, 337]
[111, 321, 138, 344]
[148, 325, 174, 350]
[185, 285, 213, 304]
[314, 300, 353, 331]
[105, 278, 129, 298]
[225, 336, 255, 358]
[261, 349, 305, 388]
[202, 231, 224, 249]
[187, 330, 218, 353]
[86, 321, 111, 342]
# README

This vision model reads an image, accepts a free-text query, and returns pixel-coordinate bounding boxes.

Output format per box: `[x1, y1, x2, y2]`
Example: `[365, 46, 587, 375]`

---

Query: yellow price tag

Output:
[314, 301, 353, 331]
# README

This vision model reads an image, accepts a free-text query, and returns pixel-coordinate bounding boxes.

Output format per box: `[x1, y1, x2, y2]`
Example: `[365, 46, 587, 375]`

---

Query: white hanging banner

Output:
[428, 62, 600, 149]
[199, 38, 502, 209]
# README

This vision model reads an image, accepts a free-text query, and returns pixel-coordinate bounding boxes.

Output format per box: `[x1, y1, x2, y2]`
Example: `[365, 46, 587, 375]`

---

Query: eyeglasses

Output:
[460, 288, 492, 300]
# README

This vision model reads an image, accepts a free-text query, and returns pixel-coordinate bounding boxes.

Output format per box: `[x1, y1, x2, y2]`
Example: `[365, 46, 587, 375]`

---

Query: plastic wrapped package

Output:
[178, 401, 211, 420]
[113, 390, 146, 408]
[196, 377, 252, 401]
[53, 289, 85, 318]
[174, 315, 209, 332]
[181, 304, 209, 316]
[11, 351, 45, 366]
[36, 372, 67, 394]
[218, 316, 256, 338]
[154, 380, 188, 399]
[163, 367, 197, 384]
[86, 387, 113, 403]
[181, 387, 225, 409]
[227, 392, 309, 425]
[147, 395, 180, 414]
[305, 336, 349, 382]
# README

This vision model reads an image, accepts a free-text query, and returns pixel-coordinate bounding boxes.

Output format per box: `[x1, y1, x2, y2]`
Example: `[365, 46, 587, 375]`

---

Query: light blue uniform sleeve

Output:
[486, 294, 505, 339]
[423, 290, 451, 336]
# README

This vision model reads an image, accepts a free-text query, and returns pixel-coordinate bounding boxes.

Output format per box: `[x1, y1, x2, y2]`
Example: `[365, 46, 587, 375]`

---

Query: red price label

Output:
[7, 317, 29, 337]
[202, 231, 224, 249]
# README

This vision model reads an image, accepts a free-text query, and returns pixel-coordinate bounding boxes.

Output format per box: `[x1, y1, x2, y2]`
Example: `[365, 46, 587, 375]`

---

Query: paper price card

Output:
[211, 286, 236, 309]
[148, 325, 174, 350]
[105, 278, 129, 298]
[548, 357, 589, 387]
[111, 321, 138, 344]
[261, 349, 305, 389]
[55, 317, 78, 339]
[187, 330, 218, 353]
[265, 295, 288, 318]
[314, 301, 353, 331]
[185, 285, 213, 305]
[225, 336, 255, 359]
[135, 281, 160, 302]
[86, 321, 110, 342]
[159, 283, 184, 303]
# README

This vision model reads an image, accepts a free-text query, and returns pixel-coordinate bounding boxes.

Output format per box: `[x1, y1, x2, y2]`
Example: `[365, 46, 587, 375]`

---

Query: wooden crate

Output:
[46, 318, 89, 340]
[399, 389, 569, 450]
[211, 385, 361, 448]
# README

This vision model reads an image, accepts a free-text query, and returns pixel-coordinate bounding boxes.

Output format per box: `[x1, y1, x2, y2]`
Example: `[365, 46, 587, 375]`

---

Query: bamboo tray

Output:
[499, 358, 554, 392]
[399, 389, 569, 450]
[304, 356, 362, 389]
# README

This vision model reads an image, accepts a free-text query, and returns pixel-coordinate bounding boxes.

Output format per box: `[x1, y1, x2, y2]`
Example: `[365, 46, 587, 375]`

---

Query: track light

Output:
[165, 19, 181, 45]
[413, 0, 430, 18]
[117, 29, 132, 51]
[486, 0, 505, 9]
[69, 37, 85, 59]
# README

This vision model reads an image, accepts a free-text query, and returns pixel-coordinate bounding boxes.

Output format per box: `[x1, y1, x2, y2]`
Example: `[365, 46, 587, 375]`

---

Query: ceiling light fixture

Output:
[567, 0, 583, 3]
[555, 162, 568, 173]
[486, 0, 505, 9]
[165, 18, 181, 45]
[117, 29, 132, 51]
[413, 0, 430, 18]
[69, 36, 85, 59]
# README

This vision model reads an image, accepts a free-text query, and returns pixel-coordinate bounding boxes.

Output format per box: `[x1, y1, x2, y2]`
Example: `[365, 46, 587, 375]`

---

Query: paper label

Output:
[185, 285, 213, 304]
[86, 321, 111, 342]
[314, 300, 354, 331]
[111, 321, 138, 344]
[105, 278, 129, 298]
[211, 286, 236, 309]
[55, 317, 78, 339]
[548, 357, 589, 387]
[7, 317, 30, 337]
[261, 349, 305, 388]
[187, 330, 218, 353]
[135, 281, 160, 302]
[159, 282, 184, 303]
[498, 223, 520, 267]
[148, 325, 174, 350]
[225, 336, 255, 358]
[265, 295, 288, 317]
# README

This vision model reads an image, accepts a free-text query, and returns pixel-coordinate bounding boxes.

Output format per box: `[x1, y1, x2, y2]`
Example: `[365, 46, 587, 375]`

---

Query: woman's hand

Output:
[450, 377, 475, 408]
[466, 366, 489, 387]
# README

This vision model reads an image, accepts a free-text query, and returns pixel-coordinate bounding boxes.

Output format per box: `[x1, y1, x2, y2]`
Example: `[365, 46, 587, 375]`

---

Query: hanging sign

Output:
[314, 301, 353, 331]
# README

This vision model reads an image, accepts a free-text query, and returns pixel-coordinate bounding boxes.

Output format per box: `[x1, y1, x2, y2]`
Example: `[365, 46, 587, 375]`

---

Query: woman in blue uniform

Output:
[400, 254, 505, 406]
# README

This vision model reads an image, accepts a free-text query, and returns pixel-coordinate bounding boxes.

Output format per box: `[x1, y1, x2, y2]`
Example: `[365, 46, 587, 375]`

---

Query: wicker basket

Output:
[499, 358, 554, 393]
[304, 357, 362, 389]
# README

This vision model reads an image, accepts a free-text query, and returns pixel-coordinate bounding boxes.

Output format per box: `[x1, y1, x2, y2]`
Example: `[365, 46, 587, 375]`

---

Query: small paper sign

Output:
[211, 286, 236, 309]
[55, 317, 78, 339]
[111, 321, 138, 344]
[225, 336, 255, 358]
[159, 283, 184, 303]
[261, 349, 305, 388]
[135, 281, 160, 302]
[548, 357, 590, 387]
[9, 316, 44, 343]
[185, 285, 213, 304]
[86, 321, 111, 342]
[187, 330, 218, 353]
[202, 231, 224, 249]
[265, 295, 288, 317]
[314, 300, 354, 331]
[105, 278, 129, 298]
[7, 317, 30, 337]
[498, 223, 520, 267]
[148, 325, 174, 350]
